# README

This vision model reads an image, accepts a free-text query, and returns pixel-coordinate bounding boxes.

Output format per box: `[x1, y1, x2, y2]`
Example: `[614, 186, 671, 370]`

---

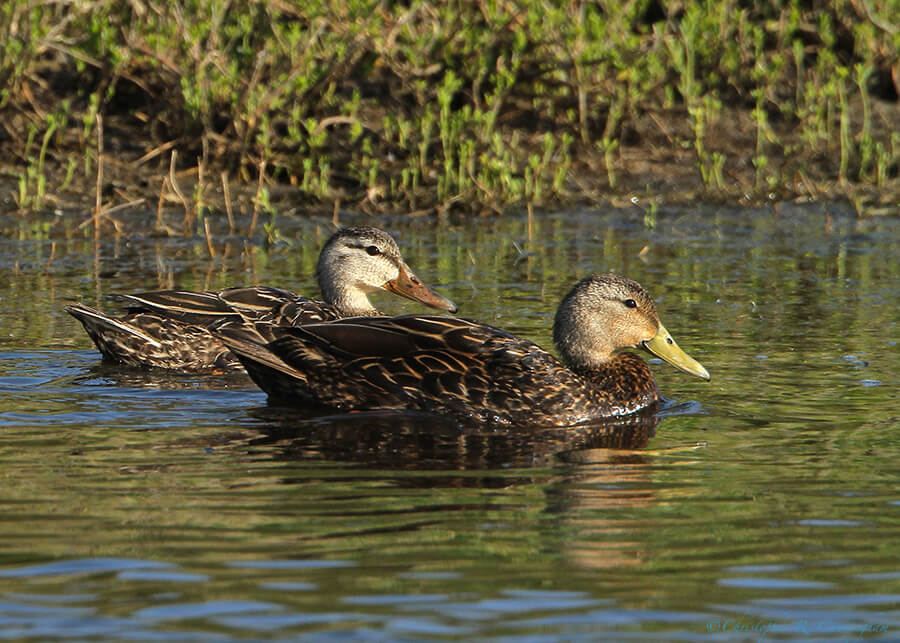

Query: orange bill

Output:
[382, 262, 458, 313]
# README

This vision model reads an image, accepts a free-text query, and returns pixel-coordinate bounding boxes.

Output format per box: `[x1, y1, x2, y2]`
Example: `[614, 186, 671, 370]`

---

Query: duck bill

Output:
[641, 323, 710, 380]
[383, 262, 458, 313]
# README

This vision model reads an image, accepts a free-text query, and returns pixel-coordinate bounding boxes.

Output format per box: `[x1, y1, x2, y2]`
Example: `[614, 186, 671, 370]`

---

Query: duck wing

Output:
[119, 286, 301, 325]
[120, 286, 343, 326]
[218, 315, 590, 424]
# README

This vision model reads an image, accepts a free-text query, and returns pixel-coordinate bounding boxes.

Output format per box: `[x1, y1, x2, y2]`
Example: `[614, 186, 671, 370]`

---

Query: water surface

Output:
[0, 204, 897, 640]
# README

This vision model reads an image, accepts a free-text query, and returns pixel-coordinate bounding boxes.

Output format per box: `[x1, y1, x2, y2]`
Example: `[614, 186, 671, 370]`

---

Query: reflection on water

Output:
[0, 204, 897, 640]
[246, 406, 659, 472]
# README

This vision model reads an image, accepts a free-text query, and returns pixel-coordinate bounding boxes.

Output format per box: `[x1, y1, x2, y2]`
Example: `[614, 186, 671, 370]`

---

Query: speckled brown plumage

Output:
[215, 274, 710, 426]
[65, 227, 456, 372]
[65, 287, 343, 372]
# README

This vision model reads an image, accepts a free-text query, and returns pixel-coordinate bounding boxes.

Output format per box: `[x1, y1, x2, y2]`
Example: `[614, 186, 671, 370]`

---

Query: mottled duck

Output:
[214, 273, 709, 425]
[66, 227, 456, 372]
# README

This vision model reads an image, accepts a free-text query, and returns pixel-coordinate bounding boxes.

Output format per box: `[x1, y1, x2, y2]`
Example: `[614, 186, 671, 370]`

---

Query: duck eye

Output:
[365, 245, 381, 256]
[623, 298, 637, 308]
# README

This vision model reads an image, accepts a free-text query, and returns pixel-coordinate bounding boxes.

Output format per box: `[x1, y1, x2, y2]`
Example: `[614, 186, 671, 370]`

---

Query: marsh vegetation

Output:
[2, 0, 899, 223]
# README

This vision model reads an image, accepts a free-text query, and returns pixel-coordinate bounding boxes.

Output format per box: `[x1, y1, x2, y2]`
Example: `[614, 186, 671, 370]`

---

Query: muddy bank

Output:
[3, 101, 897, 227]
[2, 1, 899, 223]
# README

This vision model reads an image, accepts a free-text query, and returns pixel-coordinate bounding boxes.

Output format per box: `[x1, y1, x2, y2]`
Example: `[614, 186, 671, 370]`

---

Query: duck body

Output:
[217, 315, 659, 425]
[65, 286, 343, 371]
[66, 227, 456, 372]
[216, 274, 709, 426]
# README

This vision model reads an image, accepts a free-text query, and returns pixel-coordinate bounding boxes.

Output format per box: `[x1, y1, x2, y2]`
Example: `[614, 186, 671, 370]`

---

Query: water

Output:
[0, 204, 897, 641]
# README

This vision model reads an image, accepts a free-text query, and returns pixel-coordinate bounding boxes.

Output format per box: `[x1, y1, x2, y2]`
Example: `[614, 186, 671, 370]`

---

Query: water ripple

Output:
[0, 558, 171, 578]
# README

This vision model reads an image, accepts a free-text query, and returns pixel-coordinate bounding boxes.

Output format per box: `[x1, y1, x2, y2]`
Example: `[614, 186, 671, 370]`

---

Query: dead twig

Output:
[156, 176, 168, 231]
[135, 139, 179, 166]
[203, 217, 215, 258]
[248, 159, 266, 238]
[77, 199, 145, 232]
[94, 113, 103, 239]
[221, 171, 235, 232]
[167, 151, 191, 234]
[44, 241, 56, 273]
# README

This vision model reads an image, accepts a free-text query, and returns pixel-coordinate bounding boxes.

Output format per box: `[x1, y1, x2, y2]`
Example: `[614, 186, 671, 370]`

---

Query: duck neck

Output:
[322, 281, 378, 317]
[553, 315, 617, 374]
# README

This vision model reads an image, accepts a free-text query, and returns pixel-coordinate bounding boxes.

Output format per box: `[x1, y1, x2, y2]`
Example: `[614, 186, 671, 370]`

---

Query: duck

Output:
[65, 226, 457, 372]
[213, 273, 710, 426]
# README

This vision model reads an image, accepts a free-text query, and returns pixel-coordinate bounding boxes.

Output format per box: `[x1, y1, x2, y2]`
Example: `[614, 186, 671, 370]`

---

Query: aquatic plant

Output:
[1, 0, 898, 216]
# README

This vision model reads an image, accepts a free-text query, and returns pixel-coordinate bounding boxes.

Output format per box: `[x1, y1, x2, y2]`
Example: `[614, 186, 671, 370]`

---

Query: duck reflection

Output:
[243, 405, 659, 473]
[71, 362, 254, 391]
[242, 406, 667, 569]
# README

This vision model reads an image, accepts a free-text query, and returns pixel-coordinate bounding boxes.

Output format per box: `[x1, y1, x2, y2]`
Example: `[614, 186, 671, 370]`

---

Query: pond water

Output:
[0, 203, 897, 641]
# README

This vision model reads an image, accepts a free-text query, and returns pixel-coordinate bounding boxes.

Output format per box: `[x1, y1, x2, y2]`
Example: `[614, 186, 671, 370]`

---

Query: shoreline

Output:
[3, 1, 899, 222]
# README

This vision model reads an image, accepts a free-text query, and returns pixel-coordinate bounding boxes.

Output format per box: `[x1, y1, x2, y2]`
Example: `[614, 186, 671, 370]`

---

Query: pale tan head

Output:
[316, 227, 457, 316]
[553, 274, 709, 379]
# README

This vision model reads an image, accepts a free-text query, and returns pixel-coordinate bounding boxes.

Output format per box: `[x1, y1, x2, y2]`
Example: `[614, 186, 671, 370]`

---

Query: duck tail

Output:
[65, 303, 163, 349]
[213, 322, 314, 403]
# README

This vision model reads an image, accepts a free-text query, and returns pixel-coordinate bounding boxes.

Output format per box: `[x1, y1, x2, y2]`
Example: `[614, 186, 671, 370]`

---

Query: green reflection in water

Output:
[0, 204, 897, 639]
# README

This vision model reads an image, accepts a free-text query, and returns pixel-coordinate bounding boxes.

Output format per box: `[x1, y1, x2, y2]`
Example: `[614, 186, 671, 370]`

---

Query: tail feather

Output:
[65, 304, 162, 347]
[214, 324, 320, 403]
[213, 325, 301, 379]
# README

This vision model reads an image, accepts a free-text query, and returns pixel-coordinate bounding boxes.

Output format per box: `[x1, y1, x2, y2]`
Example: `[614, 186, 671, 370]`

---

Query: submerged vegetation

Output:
[1, 0, 899, 220]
